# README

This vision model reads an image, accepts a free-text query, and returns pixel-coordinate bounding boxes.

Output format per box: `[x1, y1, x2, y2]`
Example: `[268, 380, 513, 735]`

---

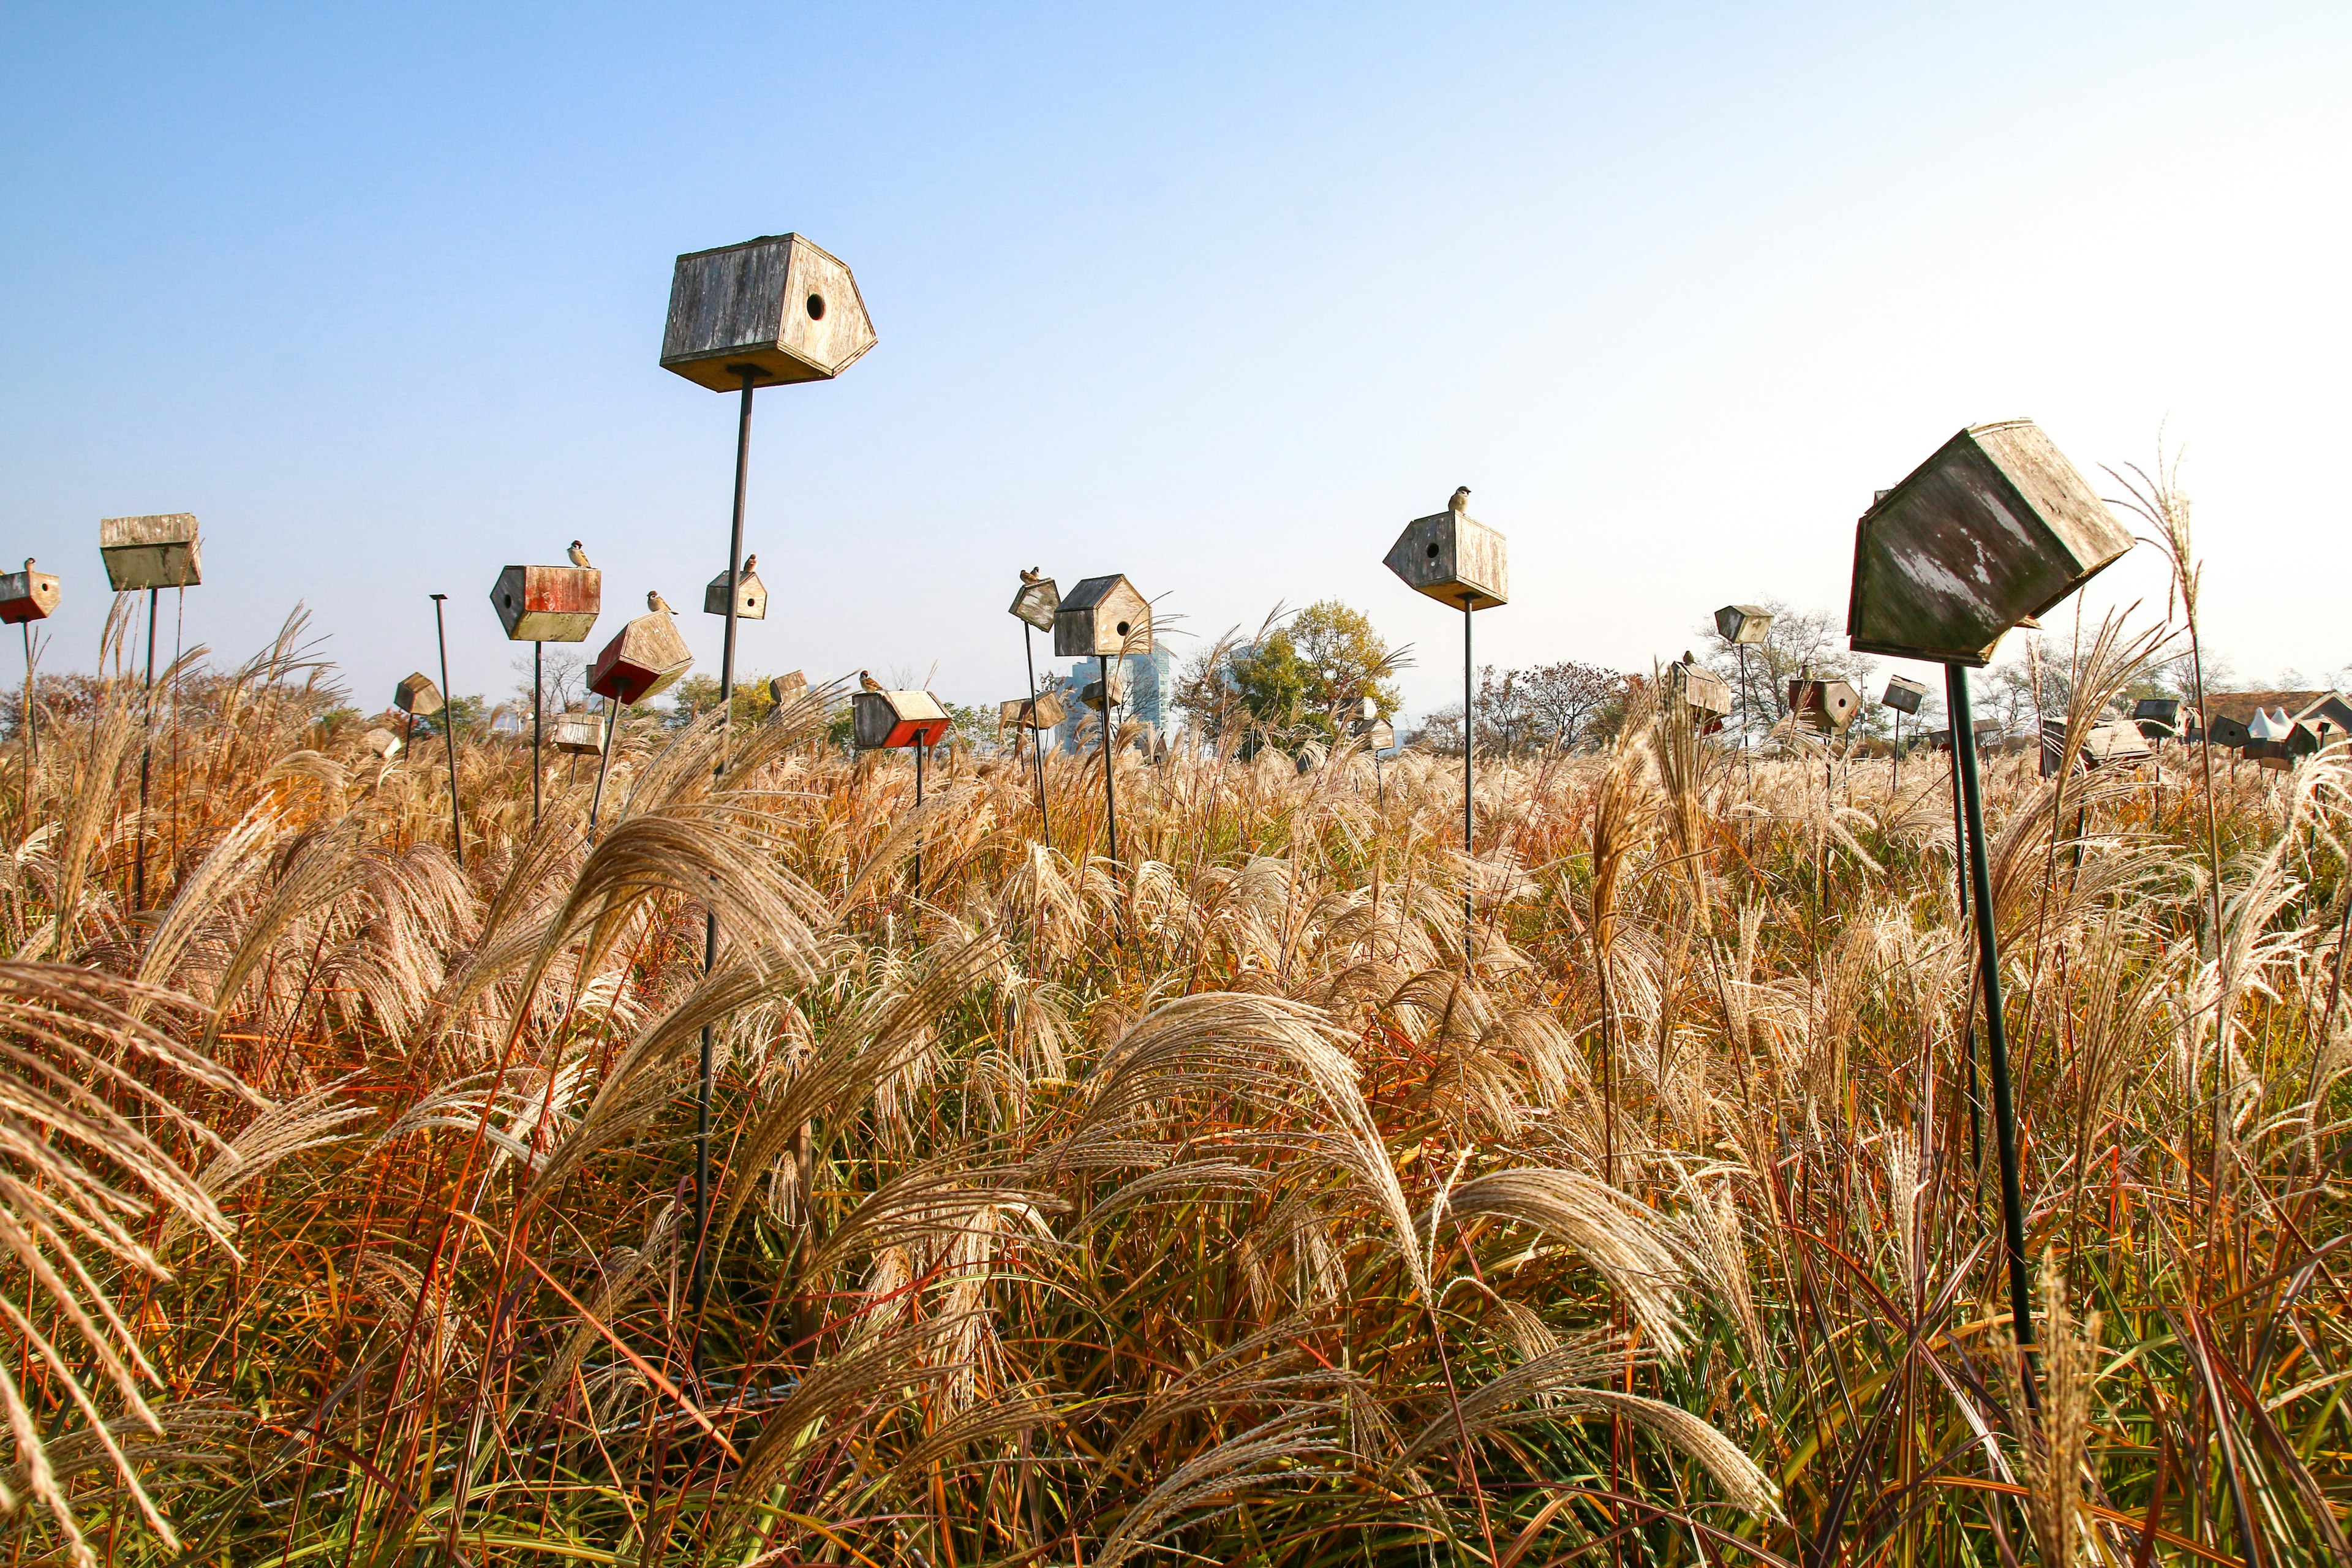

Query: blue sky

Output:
[2, 3, 2346, 716]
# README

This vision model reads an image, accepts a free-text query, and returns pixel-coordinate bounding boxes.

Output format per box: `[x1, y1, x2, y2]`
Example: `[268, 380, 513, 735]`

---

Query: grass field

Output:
[0, 591, 2344, 1566]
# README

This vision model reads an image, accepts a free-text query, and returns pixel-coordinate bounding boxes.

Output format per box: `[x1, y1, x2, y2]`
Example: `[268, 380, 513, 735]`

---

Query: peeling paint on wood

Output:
[661, 233, 877, 391]
[492, 564, 602, 643]
[100, 513, 202, 591]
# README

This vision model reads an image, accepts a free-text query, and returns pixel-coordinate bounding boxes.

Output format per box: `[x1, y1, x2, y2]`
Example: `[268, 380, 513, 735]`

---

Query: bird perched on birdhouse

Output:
[852, 688, 952, 749]
[568, 540, 594, 569]
[1054, 576, 1151, 657]
[1789, 678, 1861, 734]
[0, 560, 60, 625]
[589, 611, 694, 705]
[100, 514, 202, 591]
[1715, 605, 1773, 646]
[1009, 571, 1060, 632]
[647, 590, 677, 616]
[394, 672, 444, 718]
[551, 707, 606, 755]
[858, 669, 884, 692]
[1384, 489, 1507, 609]
[660, 233, 878, 391]
[491, 562, 601, 642]
[1847, 420, 2133, 666]
[704, 562, 767, 619]
[1881, 674, 1931, 716]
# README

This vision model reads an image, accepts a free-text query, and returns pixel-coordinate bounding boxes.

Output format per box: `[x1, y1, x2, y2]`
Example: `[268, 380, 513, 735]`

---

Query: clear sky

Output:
[2, 3, 2345, 717]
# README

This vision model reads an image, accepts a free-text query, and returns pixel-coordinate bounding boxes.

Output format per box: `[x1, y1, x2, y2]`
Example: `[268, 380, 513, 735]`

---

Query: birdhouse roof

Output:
[100, 513, 199, 548]
[1059, 575, 1140, 612]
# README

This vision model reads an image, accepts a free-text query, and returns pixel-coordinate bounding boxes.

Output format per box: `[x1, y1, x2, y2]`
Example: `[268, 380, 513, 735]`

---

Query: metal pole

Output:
[1022, 622, 1052, 851]
[20, 621, 34, 793]
[1102, 654, 1120, 869]
[1463, 595, 1474, 968]
[134, 587, 157, 909]
[1951, 728, 1983, 1176]
[587, 696, 619, 840]
[1738, 644, 1753, 792]
[431, 594, 462, 870]
[1947, 664, 2037, 1403]
[913, 736, 925, 892]
[532, 641, 543, 826]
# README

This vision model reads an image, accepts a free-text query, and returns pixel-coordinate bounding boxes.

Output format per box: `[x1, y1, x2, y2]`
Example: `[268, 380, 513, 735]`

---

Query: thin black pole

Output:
[586, 696, 619, 840]
[134, 587, 157, 909]
[1023, 622, 1052, 851]
[431, 594, 462, 869]
[531, 641, 543, 826]
[913, 736, 926, 892]
[1948, 664, 2037, 1403]
[1101, 654, 1120, 869]
[1739, 643, 1753, 792]
[20, 621, 34, 794]
[1463, 595, 1474, 968]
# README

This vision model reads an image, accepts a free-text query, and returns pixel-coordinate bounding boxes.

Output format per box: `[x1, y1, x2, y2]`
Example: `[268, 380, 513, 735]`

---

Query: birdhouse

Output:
[1081, 666, 1131, 710]
[491, 564, 601, 643]
[0, 567, 61, 625]
[1009, 577, 1060, 632]
[361, 727, 402, 760]
[769, 671, 809, 706]
[551, 707, 606, 755]
[1715, 605, 1773, 646]
[1882, 674, 1931, 716]
[1055, 576, 1152, 658]
[1023, 692, 1068, 730]
[2042, 718, 2155, 777]
[2203, 712, 2252, 750]
[1924, 720, 2004, 753]
[704, 567, 767, 620]
[2133, 698, 2181, 738]
[1384, 505, 1507, 609]
[394, 673, 444, 718]
[660, 233, 877, 391]
[99, 514, 202, 591]
[1355, 695, 1379, 722]
[1847, 420, 2134, 666]
[1671, 662, 1734, 721]
[852, 688, 951, 750]
[1353, 717, 1397, 751]
[588, 612, 694, 706]
[1789, 679, 1861, 734]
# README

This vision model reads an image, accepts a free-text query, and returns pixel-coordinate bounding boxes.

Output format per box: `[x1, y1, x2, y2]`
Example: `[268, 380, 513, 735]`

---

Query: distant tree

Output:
[1181, 600, 1406, 747]
[667, 673, 781, 728]
[1698, 600, 1875, 739]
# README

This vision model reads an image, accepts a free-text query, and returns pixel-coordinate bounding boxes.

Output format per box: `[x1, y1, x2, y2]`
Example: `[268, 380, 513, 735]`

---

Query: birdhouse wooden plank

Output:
[362, 727, 402, 760]
[1671, 662, 1734, 719]
[394, 673, 443, 717]
[1847, 420, 2134, 666]
[1384, 505, 1507, 609]
[0, 567, 61, 625]
[491, 564, 601, 643]
[1054, 576, 1152, 658]
[704, 567, 767, 620]
[852, 689, 951, 749]
[99, 513, 202, 591]
[769, 671, 809, 706]
[1715, 605, 1773, 646]
[1789, 679, 1860, 734]
[2203, 712, 2252, 750]
[2132, 697, 2181, 738]
[588, 612, 693, 706]
[1881, 674, 1931, 716]
[1009, 576, 1060, 631]
[2042, 718, 2155, 777]
[551, 708, 606, 755]
[660, 233, 877, 391]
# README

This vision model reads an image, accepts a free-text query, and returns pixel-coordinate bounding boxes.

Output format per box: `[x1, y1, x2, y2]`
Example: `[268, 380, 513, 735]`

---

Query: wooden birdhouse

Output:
[769, 671, 809, 706]
[1008, 692, 1066, 731]
[100, 513, 202, 591]
[1789, 679, 1860, 734]
[2042, 718, 2154, 777]
[1715, 605, 1773, 646]
[0, 567, 61, 625]
[362, 727, 402, 760]
[1353, 717, 1397, 751]
[1384, 505, 1507, 609]
[588, 611, 693, 706]
[394, 673, 443, 717]
[491, 564, 601, 643]
[704, 567, 767, 620]
[1847, 420, 2134, 666]
[1881, 674, 1931, 716]
[1009, 577, 1060, 632]
[1081, 666, 1130, 710]
[1055, 576, 1152, 658]
[2203, 712, 2252, 750]
[852, 688, 951, 749]
[660, 233, 877, 391]
[551, 707, 606, 755]
[2133, 697, 2181, 738]
[1671, 662, 1734, 721]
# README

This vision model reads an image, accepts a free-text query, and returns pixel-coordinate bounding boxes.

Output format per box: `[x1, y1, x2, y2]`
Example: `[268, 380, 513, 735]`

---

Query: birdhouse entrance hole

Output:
[1115, 620, 1131, 636]
[1425, 543, 1438, 559]
[806, 294, 826, 319]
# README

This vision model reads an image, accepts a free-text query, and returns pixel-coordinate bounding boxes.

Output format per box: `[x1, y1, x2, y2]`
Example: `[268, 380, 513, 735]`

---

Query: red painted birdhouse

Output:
[852, 689, 951, 749]
[588, 612, 693, 706]
[491, 565, 601, 643]
[0, 567, 61, 625]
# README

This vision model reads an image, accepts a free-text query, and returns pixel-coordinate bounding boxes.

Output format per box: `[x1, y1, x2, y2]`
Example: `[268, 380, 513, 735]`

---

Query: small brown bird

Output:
[741, 552, 758, 575]
[858, 669, 884, 692]
[1449, 486, 1471, 514]
[21, 558, 31, 572]
[1019, 567, 1042, 584]
[568, 540, 592, 568]
[647, 589, 676, 614]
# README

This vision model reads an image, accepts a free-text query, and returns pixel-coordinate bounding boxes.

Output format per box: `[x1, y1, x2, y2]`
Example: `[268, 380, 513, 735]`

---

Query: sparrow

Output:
[858, 669, 884, 692]
[1449, 486, 1471, 514]
[568, 540, 592, 568]
[648, 590, 676, 614]
[20, 558, 31, 572]
[741, 553, 757, 575]
[1019, 567, 1042, 584]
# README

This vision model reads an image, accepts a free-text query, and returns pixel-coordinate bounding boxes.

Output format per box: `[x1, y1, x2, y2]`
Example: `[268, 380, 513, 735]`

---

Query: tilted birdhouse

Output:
[491, 564, 601, 643]
[660, 233, 877, 391]
[100, 514, 202, 591]
[588, 612, 693, 706]
[704, 567, 767, 620]
[0, 568, 61, 625]
[1715, 605, 1773, 646]
[2042, 718, 2154, 777]
[551, 707, 606, 755]
[1009, 578, 1060, 632]
[852, 688, 951, 749]
[1384, 507, 1507, 609]
[1002, 692, 1066, 731]
[1055, 576, 1152, 658]
[2133, 697, 2181, 738]
[769, 671, 809, 706]
[1881, 674, 1931, 716]
[1671, 662, 1734, 720]
[362, 727, 402, 760]
[1081, 666, 1130, 710]
[1847, 420, 2134, 666]
[1789, 679, 1861, 734]
[1353, 717, 1397, 751]
[394, 673, 443, 717]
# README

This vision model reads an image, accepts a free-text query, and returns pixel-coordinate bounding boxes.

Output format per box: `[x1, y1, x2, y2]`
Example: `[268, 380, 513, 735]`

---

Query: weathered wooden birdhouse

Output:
[660, 233, 877, 391]
[0, 567, 61, 625]
[1081, 666, 1131, 710]
[588, 611, 694, 705]
[100, 514, 202, 591]
[1384, 506, 1507, 609]
[1019, 692, 1067, 730]
[1789, 679, 1861, 734]
[2043, 718, 2154, 777]
[551, 707, 606, 755]
[2133, 697, 2182, 738]
[2202, 711, 2252, 750]
[491, 564, 601, 643]
[1847, 420, 2133, 666]
[1881, 674, 1931, 716]
[1009, 578, 1060, 632]
[394, 673, 443, 717]
[1672, 662, 1734, 722]
[362, 727, 402, 760]
[704, 567, 767, 620]
[1354, 718, 1397, 751]
[852, 688, 952, 749]
[1055, 576, 1152, 658]
[1355, 695, 1380, 722]
[1715, 605, 1773, 646]
[769, 671, 809, 706]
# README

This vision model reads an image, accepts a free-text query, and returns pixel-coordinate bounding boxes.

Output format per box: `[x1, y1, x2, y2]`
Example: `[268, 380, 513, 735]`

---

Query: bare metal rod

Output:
[531, 641, 543, 826]
[586, 696, 619, 840]
[134, 587, 157, 909]
[1023, 622, 1052, 851]
[431, 594, 462, 870]
[1462, 595, 1474, 968]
